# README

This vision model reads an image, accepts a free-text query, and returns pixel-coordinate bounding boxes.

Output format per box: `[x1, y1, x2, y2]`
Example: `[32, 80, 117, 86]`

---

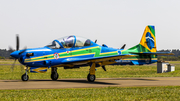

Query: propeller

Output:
[20, 64, 25, 73]
[10, 59, 17, 72]
[8, 46, 14, 52]
[19, 48, 27, 55]
[16, 34, 19, 51]
[10, 34, 26, 72]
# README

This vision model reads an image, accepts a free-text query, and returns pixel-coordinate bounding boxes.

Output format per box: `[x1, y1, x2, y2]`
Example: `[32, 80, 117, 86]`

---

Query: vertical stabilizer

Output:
[139, 25, 156, 52]
[126, 25, 157, 53]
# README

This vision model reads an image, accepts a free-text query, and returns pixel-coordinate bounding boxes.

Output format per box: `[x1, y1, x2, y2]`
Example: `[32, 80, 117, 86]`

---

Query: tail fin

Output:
[139, 25, 156, 52]
[128, 25, 157, 53]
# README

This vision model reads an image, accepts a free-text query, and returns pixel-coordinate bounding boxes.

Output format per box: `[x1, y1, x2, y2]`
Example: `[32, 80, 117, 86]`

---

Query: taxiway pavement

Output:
[0, 77, 180, 89]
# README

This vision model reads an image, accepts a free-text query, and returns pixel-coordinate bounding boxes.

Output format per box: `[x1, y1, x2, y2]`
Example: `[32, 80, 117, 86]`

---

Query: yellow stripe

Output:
[32, 67, 48, 71]
[31, 67, 48, 73]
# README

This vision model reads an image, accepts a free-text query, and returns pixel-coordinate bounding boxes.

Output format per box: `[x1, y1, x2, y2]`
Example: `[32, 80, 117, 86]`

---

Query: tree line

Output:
[157, 49, 180, 61]
[0, 49, 13, 59]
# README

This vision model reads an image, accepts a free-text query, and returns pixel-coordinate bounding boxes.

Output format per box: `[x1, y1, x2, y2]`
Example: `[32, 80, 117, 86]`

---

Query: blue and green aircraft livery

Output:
[10, 25, 173, 81]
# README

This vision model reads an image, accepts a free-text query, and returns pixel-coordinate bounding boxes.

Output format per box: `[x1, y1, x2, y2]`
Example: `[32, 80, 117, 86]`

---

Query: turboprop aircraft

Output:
[10, 25, 173, 82]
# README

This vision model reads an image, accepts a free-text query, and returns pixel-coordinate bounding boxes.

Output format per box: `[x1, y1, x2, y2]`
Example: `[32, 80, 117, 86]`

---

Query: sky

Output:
[0, 0, 180, 50]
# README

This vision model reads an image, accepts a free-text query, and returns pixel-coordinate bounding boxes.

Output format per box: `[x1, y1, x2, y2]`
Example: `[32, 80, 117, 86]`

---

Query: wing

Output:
[52, 54, 136, 67]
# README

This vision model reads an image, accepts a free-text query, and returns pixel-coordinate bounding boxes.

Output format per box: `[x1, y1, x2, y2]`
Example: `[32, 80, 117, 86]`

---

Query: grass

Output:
[0, 60, 180, 80]
[0, 59, 20, 64]
[0, 86, 180, 100]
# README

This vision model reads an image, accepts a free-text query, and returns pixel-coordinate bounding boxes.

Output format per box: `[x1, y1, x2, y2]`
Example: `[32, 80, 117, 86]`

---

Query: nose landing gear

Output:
[21, 66, 29, 81]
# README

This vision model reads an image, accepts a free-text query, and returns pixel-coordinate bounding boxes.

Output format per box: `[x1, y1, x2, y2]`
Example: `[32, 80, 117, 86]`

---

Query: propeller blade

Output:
[20, 64, 25, 73]
[102, 66, 106, 71]
[19, 48, 27, 55]
[8, 46, 14, 52]
[120, 44, 126, 49]
[16, 34, 19, 51]
[11, 59, 17, 72]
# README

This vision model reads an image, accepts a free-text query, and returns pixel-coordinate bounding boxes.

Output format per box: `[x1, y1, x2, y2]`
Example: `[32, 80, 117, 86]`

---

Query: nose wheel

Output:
[21, 73, 29, 81]
[21, 66, 29, 81]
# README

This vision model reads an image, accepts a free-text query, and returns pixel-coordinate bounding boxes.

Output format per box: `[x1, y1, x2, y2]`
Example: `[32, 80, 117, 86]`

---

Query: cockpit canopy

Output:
[46, 35, 93, 49]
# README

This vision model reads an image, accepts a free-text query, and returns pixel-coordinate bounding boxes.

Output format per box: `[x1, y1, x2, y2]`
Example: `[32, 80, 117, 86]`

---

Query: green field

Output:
[1, 60, 180, 100]
[0, 60, 180, 80]
[0, 86, 180, 100]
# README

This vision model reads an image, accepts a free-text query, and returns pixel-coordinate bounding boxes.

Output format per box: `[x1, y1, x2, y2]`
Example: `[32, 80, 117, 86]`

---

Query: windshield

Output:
[46, 35, 93, 49]
[46, 36, 75, 49]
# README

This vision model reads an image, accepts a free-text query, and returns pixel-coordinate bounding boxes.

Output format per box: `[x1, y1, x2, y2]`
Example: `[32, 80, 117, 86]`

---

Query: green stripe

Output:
[149, 26, 155, 37]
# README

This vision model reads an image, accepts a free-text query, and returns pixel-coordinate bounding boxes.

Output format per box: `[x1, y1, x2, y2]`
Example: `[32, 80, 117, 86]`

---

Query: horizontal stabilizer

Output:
[129, 52, 174, 56]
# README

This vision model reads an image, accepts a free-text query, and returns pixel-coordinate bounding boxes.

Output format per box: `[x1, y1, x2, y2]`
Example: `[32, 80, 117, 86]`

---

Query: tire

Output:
[21, 73, 29, 81]
[51, 72, 59, 80]
[87, 73, 96, 82]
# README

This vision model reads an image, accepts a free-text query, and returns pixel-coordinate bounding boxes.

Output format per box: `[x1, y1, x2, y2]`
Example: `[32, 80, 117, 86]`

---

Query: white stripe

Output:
[146, 36, 154, 42]
[26, 49, 51, 52]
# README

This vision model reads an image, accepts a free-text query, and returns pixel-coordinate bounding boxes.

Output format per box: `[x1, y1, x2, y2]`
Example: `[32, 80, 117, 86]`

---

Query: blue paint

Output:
[146, 32, 154, 49]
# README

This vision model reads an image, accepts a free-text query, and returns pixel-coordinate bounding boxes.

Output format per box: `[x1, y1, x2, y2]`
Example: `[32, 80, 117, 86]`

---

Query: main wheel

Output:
[51, 72, 59, 80]
[21, 73, 29, 81]
[87, 73, 96, 82]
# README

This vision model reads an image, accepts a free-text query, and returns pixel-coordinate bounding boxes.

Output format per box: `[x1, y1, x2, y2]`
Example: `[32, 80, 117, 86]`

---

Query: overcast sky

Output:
[0, 0, 180, 50]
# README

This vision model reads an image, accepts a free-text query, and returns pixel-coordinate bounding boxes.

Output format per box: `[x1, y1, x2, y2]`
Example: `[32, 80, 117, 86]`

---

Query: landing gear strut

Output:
[87, 63, 96, 82]
[21, 66, 29, 81]
[51, 67, 59, 80]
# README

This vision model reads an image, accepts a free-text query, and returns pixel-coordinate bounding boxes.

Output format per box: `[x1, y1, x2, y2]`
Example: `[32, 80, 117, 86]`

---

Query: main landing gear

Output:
[21, 66, 29, 81]
[87, 73, 96, 82]
[51, 67, 59, 80]
[87, 63, 96, 82]
[20, 64, 96, 82]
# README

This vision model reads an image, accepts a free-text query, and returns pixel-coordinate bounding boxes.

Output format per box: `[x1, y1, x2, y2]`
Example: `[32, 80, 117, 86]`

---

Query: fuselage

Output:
[10, 43, 157, 68]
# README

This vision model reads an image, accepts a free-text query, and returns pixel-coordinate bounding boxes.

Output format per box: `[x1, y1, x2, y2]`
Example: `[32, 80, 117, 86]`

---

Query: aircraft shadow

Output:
[59, 80, 119, 85]
[30, 79, 119, 85]
[97, 78, 158, 81]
